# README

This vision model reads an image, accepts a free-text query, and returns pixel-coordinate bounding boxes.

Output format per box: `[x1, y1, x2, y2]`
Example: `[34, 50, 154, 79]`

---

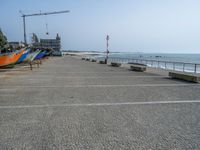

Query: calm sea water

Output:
[106, 52, 200, 64]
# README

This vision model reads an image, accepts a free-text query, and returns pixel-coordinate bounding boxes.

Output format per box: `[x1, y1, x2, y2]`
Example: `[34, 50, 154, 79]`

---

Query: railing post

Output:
[183, 63, 185, 72]
[194, 64, 197, 73]
[165, 62, 167, 69]
[173, 63, 175, 70]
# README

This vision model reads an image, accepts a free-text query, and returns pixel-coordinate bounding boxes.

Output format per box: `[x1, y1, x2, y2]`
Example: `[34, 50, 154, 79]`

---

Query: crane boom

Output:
[22, 10, 70, 17]
[21, 10, 70, 44]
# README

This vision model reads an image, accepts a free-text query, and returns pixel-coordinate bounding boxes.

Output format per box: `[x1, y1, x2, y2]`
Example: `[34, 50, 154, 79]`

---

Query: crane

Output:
[20, 10, 70, 44]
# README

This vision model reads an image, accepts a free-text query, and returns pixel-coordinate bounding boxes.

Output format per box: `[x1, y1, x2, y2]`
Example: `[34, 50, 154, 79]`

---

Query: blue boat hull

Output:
[17, 48, 30, 63]
[34, 51, 46, 60]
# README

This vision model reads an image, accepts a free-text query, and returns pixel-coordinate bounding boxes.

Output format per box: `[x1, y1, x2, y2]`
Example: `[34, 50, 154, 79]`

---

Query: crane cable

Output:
[45, 15, 49, 35]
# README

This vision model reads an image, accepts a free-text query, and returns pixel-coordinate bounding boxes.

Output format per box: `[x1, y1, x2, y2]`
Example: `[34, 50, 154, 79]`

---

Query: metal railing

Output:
[94, 56, 200, 74]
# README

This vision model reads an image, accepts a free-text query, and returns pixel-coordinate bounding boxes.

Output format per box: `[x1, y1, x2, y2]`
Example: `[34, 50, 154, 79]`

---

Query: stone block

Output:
[169, 71, 200, 83]
[130, 65, 146, 72]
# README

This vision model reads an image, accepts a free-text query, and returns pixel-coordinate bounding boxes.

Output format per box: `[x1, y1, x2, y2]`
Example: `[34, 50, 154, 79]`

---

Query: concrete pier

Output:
[0, 56, 200, 149]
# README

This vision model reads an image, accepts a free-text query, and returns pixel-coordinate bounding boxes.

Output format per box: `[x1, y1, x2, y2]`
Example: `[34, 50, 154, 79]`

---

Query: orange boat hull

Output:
[0, 48, 25, 67]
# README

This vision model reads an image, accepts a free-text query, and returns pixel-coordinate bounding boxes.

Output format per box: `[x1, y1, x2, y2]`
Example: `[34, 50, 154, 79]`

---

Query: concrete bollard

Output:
[99, 60, 106, 64]
[130, 65, 146, 72]
[169, 71, 200, 83]
[85, 58, 90, 61]
[111, 62, 121, 67]
[91, 59, 97, 62]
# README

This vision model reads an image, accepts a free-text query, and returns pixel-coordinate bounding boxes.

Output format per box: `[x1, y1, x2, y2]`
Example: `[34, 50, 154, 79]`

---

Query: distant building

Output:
[32, 34, 61, 51]
[8, 42, 25, 49]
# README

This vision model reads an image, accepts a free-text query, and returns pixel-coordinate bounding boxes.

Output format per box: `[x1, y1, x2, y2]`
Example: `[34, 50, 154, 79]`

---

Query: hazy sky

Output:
[1, 0, 200, 53]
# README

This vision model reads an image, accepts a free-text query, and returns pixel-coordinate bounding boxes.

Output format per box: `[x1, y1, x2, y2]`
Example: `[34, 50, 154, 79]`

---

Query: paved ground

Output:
[0, 56, 200, 150]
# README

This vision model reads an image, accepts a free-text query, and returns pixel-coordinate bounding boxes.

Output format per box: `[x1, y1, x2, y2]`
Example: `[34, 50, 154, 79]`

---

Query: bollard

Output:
[105, 59, 107, 64]
[194, 64, 197, 73]
[37, 60, 40, 68]
[30, 62, 32, 70]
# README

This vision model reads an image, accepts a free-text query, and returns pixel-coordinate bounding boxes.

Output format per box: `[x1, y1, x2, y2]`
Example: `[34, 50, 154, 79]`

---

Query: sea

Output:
[95, 52, 200, 73]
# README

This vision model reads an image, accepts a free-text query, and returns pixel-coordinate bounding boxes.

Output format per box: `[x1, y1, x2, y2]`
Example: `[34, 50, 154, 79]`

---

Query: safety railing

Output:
[94, 56, 200, 73]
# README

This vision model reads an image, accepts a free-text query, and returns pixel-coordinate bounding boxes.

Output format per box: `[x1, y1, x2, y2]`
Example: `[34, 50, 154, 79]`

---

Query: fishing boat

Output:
[24, 49, 41, 62]
[16, 48, 30, 63]
[44, 49, 53, 56]
[34, 50, 46, 60]
[0, 48, 25, 67]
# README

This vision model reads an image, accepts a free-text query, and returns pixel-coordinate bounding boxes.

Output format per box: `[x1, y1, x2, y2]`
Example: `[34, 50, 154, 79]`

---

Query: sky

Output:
[1, 0, 200, 53]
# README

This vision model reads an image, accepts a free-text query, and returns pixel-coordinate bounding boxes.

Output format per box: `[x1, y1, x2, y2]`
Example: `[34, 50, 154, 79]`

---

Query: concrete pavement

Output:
[0, 56, 200, 150]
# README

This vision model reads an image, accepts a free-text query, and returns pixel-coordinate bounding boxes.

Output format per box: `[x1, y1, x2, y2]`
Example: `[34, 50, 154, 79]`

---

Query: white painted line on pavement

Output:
[23, 72, 136, 74]
[27, 78, 51, 81]
[0, 89, 17, 92]
[0, 100, 200, 109]
[14, 75, 167, 79]
[0, 84, 198, 88]
[0, 94, 15, 96]
[67, 75, 168, 78]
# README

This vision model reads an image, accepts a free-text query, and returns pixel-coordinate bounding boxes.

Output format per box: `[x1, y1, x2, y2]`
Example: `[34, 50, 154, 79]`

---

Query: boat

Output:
[44, 49, 53, 56]
[16, 48, 30, 63]
[0, 48, 25, 67]
[24, 49, 41, 62]
[34, 50, 46, 60]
